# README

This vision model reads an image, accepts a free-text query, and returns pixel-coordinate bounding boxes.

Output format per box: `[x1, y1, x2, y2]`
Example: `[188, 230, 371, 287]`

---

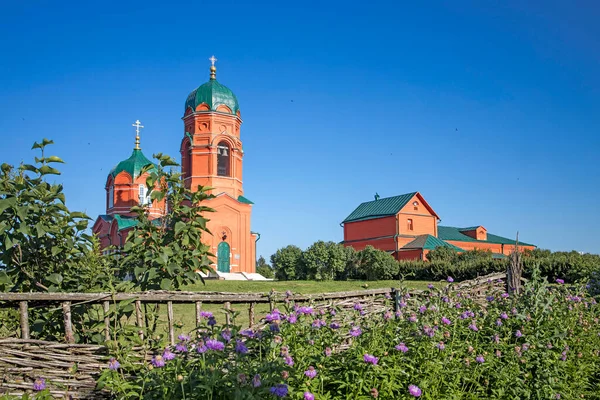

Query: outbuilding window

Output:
[407, 219, 414, 231]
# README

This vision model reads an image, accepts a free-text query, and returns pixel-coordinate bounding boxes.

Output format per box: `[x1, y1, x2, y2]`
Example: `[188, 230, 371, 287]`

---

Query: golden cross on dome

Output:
[132, 119, 144, 150]
[209, 55, 217, 66]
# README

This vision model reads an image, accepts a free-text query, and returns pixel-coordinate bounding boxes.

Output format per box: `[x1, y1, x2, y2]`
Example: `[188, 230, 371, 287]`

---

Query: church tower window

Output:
[217, 141, 231, 177]
[139, 184, 150, 205]
[108, 186, 114, 209]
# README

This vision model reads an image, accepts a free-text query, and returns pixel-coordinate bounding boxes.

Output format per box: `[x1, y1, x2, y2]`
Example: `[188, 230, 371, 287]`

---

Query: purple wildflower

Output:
[354, 303, 364, 311]
[325, 347, 332, 357]
[270, 384, 288, 397]
[178, 334, 190, 341]
[395, 343, 409, 353]
[441, 317, 452, 325]
[330, 309, 337, 316]
[476, 355, 485, 363]
[265, 312, 280, 322]
[556, 278, 565, 284]
[399, 301, 407, 308]
[486, 295, 494, 302]
[455, 302, 462, 308]
[500, 312, 508, 320]
[221, 329, 232, 342]
[196, 343, 207, 353]
[427, 284, 434, 289]
[253, 374, 261, 387]
[175, 342, 188, 352]
[235, 340, 249, 355]
[384, 310, 393, 320]
[163, 348, 176, 360]
[285, 290, 293, 297]
[297, 306, 314, 315]
[304, 392, 315, 400]
[408, 314, 418, 323]
[284, 355, 294, 366]
[240, 329, 255, 338]
[329, 322, 341, 329]
[33, 378, 46, 391]
[468, 323, 479, 332]
[447, 276, 454, 282]
[208, 317, 217, 326]
[436, 342, 445, 350]
[501, 292, 510, 299]
[304, 366, 318, 378]
[363, 354, 379, 365]
[515, 330, 523, 338]
[418, 305, 427, 313]
[350, 326, 362, 337]
[151, 355, 165, 368]
[287, 314, 297, 324]
[108, 357, 120, 370]
[408, 384, 422, 397]
[496, 319, 503, 327]
[206, 339, 225, 351]
[199, 311, 213, 319]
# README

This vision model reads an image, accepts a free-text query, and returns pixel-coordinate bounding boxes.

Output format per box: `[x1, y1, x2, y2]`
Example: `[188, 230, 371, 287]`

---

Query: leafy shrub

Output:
[360, 245, 399, 280]
[256, 256, 274, 279]
[99, 271, 600, 399]
[302, 240, 348, 281]
[270, 245, 304, 280]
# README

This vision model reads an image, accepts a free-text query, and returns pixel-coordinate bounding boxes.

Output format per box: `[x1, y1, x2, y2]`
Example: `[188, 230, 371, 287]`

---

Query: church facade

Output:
[93, 60, 257, 274]
[341, 192, 535, 261]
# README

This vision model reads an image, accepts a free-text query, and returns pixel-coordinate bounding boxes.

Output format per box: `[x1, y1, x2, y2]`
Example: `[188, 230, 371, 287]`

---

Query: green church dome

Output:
[110, 149, 156, 180]
[184, 65, 239, 115]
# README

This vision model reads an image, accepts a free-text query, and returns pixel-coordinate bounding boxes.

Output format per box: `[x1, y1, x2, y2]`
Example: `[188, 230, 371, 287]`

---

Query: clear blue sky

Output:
[1, 0, 599, 258]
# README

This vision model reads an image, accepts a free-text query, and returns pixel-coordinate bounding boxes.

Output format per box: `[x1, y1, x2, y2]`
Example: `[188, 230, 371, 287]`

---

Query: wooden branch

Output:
[103, 301, 110, 342]
[62, 302, 74, 344]
[19, 301, 29, 339]
[135, 300, 143, 340]
[167, 301, 174, 346]
[225, 302, 231, 326]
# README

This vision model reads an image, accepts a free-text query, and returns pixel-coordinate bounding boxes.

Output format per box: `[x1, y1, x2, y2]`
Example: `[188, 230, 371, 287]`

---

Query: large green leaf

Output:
[47, 273, 63, 285]
[160, 278, 172, 290]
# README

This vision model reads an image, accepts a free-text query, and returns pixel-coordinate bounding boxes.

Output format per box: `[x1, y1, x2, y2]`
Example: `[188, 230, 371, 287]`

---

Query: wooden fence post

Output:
[195, 301, 202, 335]
[249, 302, 255, 327]
[225, 302, 231, 326]
[62, 301, 74, 344]
[392, 288, 400, 319]
[19, 301, 29, 339]
[103, 301, 110, 342]
[135, 300, 144, 340]
[167, 301, 174, 346]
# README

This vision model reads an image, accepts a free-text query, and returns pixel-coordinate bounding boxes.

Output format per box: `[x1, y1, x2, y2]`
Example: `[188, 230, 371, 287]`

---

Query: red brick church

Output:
[92, 58, 258, 275]
[341, 192, 535, 261]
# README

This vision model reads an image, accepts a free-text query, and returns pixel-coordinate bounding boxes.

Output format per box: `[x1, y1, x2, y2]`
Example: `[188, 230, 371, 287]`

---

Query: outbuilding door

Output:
[217, 242, 231, 273]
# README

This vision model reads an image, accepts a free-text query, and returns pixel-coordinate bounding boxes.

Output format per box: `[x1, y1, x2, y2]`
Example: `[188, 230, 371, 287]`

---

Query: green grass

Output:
[156, 280, 438, 336]
[184, 279, 436, 294]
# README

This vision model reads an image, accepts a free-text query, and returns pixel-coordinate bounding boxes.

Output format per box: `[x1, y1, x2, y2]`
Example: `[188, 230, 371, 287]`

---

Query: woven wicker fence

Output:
[0, 273, 506, 398]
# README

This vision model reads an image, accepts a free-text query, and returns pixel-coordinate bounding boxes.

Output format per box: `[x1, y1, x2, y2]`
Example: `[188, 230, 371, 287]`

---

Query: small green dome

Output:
[110, 149, 156, 180]
[184, 75, 239, 115]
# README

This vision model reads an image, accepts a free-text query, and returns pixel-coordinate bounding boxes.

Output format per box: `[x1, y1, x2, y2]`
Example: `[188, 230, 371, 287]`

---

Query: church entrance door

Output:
[217, 242, 231, 273]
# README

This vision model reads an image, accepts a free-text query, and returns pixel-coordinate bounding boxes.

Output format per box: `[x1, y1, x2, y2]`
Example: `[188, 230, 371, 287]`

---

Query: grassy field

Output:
[155, 279, 438, 336]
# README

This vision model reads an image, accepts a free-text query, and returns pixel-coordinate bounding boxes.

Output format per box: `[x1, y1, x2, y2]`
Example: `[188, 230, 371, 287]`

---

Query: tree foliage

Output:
[256, 255, 274, 279]
[118, 153, 215, 291]
[270, 245, 304, 280]
[0, 139, 112, 292]
[302, 240, 348, 281]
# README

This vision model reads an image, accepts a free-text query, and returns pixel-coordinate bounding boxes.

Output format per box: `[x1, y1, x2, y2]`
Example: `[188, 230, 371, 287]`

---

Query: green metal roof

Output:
[110, 149, 156, 180]
[342, 192, 417, 223]
[401, 235, 464, 251]
[237, 195, 254, 204]
[185, 79, 239, 115]
[113, 214, 138, 231]
[492, 253, 508, 259]
[438, 226, 534, 247]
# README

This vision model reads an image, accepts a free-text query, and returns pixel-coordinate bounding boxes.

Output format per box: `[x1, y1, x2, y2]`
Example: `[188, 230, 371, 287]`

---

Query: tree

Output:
[360, 245, 400, 280]
[270, 245, 304, 280]
[302, 241, 348, 281]
[118, 153, 215, 291]
[0, 139, 111, 292]
[256, 255, 274, 279]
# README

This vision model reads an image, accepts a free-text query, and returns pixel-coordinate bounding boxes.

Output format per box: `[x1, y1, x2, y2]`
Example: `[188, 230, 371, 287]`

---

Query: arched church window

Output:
[217, 141, 231, 177]
[139, 184, 151, 205]
[108, 186, 114, 208]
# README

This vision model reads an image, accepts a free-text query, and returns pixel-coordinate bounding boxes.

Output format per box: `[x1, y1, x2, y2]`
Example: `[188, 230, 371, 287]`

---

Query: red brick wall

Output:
[344, 216, 396, 242]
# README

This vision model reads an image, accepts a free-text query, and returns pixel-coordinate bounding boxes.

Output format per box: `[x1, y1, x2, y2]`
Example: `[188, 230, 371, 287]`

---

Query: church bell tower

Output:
[180, 56, 256, 274]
